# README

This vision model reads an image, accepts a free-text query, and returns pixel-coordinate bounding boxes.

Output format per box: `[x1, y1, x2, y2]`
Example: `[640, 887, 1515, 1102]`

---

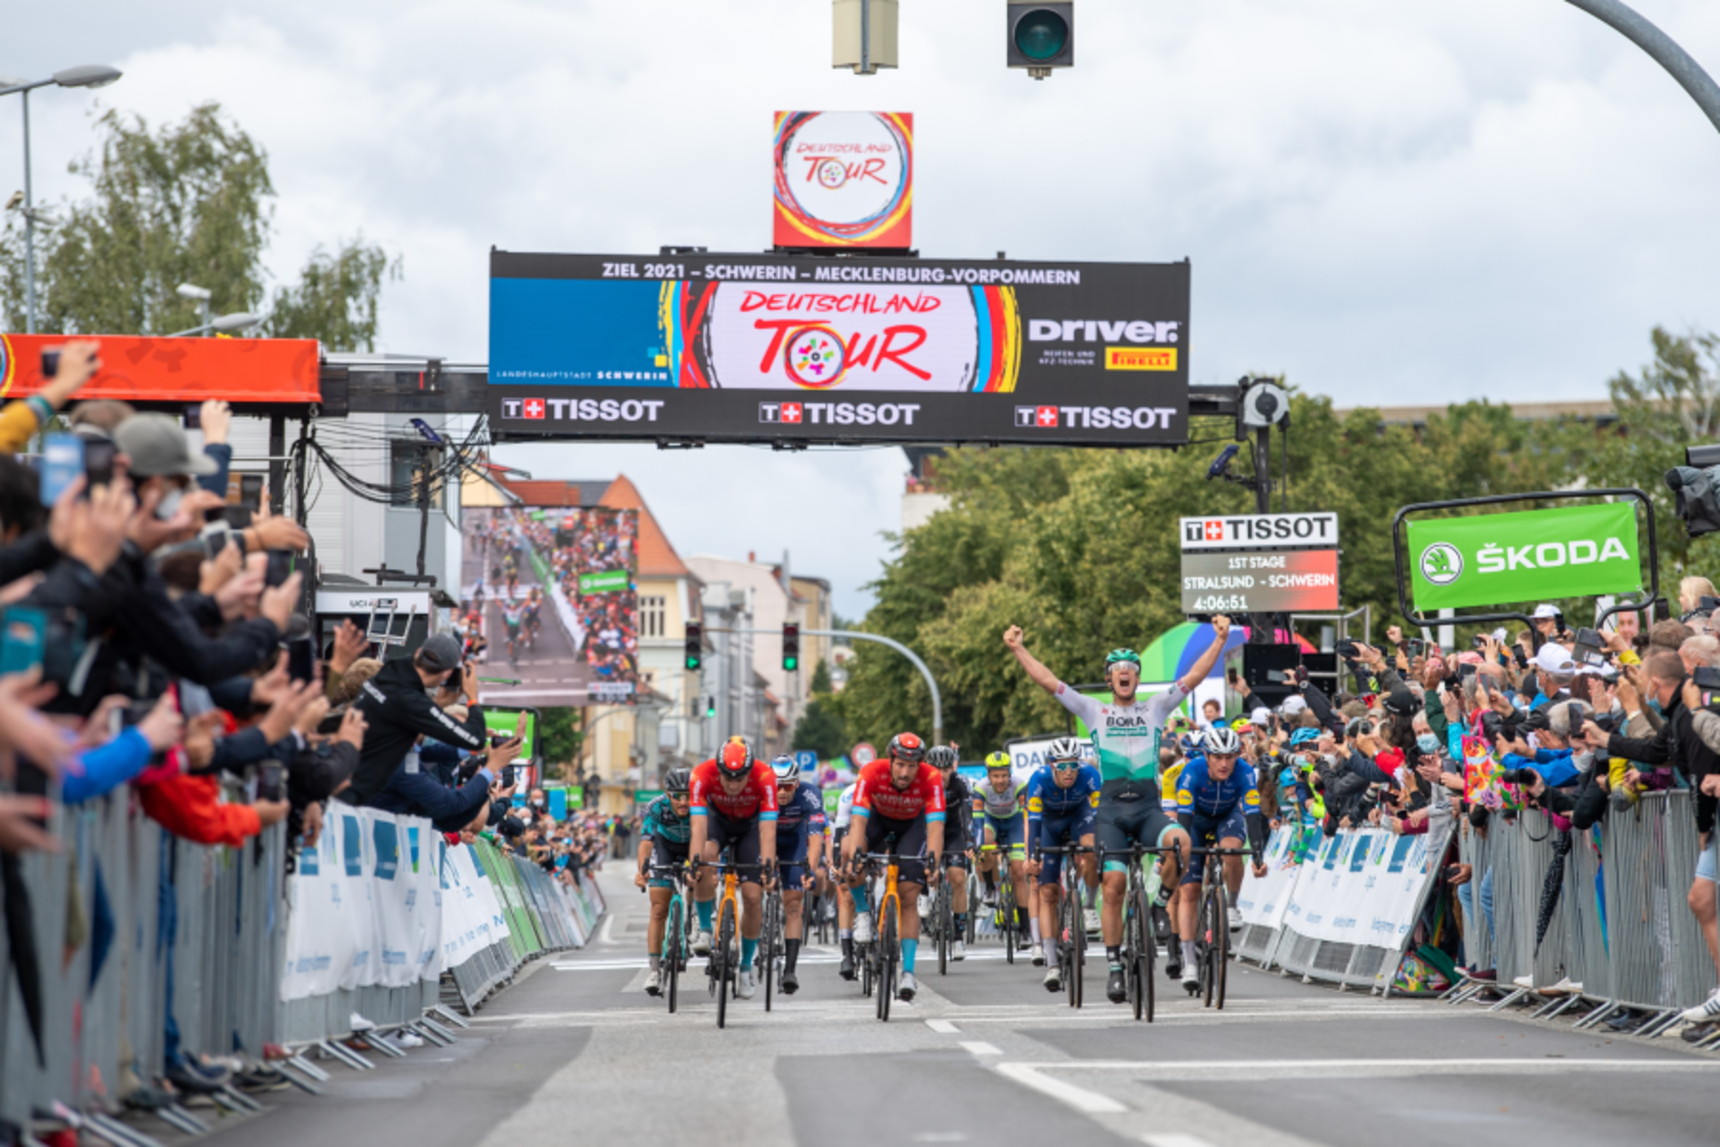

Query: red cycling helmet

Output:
[717, 738, 754, 778]
[887, 732, 926, 763]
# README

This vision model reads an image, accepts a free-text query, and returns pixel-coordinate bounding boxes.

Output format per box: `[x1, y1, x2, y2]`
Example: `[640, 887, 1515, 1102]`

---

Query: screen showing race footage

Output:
[458, 505, 640, 706]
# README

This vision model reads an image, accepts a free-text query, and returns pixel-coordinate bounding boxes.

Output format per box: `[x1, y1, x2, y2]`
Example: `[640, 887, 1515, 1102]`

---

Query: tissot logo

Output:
[1014, 405, 1177, 431]
[500, 397, 665, 423]
[760, 402, 805, 424]
[523, 398, 545, 420]
[758, 401, 920, 426]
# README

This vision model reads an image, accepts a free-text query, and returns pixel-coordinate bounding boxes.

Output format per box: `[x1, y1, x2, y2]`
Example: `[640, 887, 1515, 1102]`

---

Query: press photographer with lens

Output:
[343, 633, 490, 807]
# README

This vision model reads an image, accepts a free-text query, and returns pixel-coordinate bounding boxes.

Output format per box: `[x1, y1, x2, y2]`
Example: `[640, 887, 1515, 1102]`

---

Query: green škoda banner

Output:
[577, 569, 629, 595]
[1407, 502, 1641, 611]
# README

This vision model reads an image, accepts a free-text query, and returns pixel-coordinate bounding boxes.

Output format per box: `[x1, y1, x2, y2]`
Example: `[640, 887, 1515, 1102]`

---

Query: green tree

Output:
[791, 658, 847, 759]
[809, 659, 833, 694]
[0, 102, 395, 347]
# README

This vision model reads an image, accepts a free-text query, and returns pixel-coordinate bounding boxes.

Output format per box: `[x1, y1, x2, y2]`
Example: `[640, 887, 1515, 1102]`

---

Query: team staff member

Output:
[1173, 726, 1268, 992]
[1025, 736, 1102, 992]
[347, 633, 488, 806]
[841, 733, 946, 1002]
[634, 767, 694, 996]
[929, 745, 973, 961]
[688, 739, 779, 1000]
[1005, 614, 1232, 1005]
[769, 755, 827, 994]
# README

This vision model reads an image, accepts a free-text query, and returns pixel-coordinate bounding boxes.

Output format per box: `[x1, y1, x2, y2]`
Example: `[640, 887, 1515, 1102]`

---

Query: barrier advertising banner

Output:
[488, 250, 1190, 446]
[1407, 502, 1641, 610]
[1277, 827, 1446, 946]
[460, 505, 640, 706]
[773, 111, 912, 250]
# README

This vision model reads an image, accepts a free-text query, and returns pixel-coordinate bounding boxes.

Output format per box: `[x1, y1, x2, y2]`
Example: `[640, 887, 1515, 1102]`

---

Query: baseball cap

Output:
[1281, 695, 1308, 716]
[1531, 644, 1577, 675]
[113, 413, 218, 477]
[1251, 706, 1272, 726]
[415, 633, 464, 673]
[1532, 604, 1561, 620]
[1383, 686, 1418, 716]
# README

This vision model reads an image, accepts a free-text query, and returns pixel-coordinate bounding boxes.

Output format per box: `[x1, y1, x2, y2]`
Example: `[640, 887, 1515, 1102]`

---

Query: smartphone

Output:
[83, 437, 116, 490]
[1406, 638, 1425, 657]
[239, 474, 264, 512]
[286, 635, 316, 683]
[1459, 662, 1478, 681]
[257, 762, 284, 802]
[182, 404, 202, 431]
[39, 433, 84, 506]
[1573, 627, 1607, 668]
[1512, 647, 1529, 669]
[40, 349, 61, 378]
[502, 764, 518, 788]
[199, 522, 234, 561]
[1472, 634, 1489, 651]
[264, 549, 294, 588]
[0, 607, 47, 676]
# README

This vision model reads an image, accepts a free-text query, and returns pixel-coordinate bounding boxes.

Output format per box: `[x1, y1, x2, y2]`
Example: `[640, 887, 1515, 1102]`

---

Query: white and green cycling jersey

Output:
[974, 769, 1030, 820]
[1055, 680, 1187, 795]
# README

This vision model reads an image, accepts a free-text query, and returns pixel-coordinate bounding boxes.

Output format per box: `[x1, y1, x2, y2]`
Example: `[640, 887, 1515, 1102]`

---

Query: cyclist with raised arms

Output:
[1025, 735, 1103, 992]
[687, 738, 779, 1000]
[841, 732, 946, 1002]
[1004, 614, 1233, 1005]
[1172, 725, 1269, 991]
[929, 745, 973, 961]
[634, 766, 694, 996]
[769, 754, 827, 994]
[973, 750, 1035, 954]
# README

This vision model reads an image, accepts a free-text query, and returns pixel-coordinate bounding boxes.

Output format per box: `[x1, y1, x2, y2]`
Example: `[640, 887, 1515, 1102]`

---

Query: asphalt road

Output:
[201, 868, 1720, 1147]
[460, 530, 593, 706]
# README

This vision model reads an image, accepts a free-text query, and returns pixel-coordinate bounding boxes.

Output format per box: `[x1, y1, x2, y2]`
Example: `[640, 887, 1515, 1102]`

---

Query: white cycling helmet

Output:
[770, 755, 800, 783]
[1202, 726, 1243, 757]
[1047, 735, 1084, 767]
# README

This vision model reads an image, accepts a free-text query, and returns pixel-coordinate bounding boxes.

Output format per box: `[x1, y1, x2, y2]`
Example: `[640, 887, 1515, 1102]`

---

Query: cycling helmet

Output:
[1288, 727, 1321, 748]
[1178, 732, 1205, 752]
[926, 745, 958, 770]
[770, 754, 800, 783]
[887, 731, 926, 763]
[663, 767, 692, 794]
[1104, 648, 1142, 671]
[717, 738, 755, 778]
[1046, 735, 1084, 768]
[984, 750, 1012, 772]
[1202, 726, 1243, 757]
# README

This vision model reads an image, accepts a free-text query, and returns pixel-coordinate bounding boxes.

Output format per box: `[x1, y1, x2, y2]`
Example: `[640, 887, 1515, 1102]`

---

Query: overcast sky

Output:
[6, 1, 1719, 616]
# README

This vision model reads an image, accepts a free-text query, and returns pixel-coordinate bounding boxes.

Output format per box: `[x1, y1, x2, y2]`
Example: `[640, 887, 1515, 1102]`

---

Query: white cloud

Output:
[4, 0, 1719, 612]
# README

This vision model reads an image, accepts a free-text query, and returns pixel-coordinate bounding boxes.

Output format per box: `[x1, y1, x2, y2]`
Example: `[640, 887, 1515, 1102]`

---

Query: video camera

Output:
[1665, 445, 1720, 538]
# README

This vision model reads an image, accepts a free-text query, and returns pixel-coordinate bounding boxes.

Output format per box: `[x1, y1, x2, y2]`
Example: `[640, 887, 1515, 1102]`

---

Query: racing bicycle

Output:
[1100, 842, 1167, 1022]
[1186, 844, 1250, 1009]
[1039, 842, 1093, 1008]
[644, 862, 692, 1013]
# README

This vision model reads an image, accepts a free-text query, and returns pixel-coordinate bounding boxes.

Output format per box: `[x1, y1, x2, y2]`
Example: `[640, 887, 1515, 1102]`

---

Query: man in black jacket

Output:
[346, 634, 488, 805]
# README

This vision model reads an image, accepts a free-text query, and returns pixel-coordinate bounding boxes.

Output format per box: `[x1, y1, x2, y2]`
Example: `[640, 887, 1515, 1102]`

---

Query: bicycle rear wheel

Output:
[936, 883, 951, 976]
[1199, 883, 1220, 1008]
[1210, 882, 1229, 1010]
[715, 904, 735, 1029]
[666, 898, 683, 1014]
[1067, 876, 1085, 1008]
[1002, 881, 1016, 965]
[763, 893, 780, 1012]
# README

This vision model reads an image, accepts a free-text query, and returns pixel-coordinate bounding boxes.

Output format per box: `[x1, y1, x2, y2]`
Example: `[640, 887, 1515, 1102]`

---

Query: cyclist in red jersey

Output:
[839, 732, 946, 1001]
[687, 738, 779, 1000]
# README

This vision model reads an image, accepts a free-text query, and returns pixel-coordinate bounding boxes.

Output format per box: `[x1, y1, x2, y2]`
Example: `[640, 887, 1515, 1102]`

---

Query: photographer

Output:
[371, 732, 523, 834]
[345, 634, 489, 806]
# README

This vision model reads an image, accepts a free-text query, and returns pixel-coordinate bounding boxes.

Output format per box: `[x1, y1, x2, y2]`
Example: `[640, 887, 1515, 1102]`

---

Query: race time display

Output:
[1179, 512, 1341, 615]
[487, 250, 1191, 446]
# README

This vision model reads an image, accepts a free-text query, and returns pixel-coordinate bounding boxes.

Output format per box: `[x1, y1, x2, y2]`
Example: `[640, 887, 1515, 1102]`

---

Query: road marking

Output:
[913, 1134, 969, 1143]
[961, 1041, 1003, 1056]
[1141, 1136, 1215, 1147]
[994, 1064, 1126, 1114]
[1013, 1058, 1719, 1077]
[926, 1019, 960, 1033]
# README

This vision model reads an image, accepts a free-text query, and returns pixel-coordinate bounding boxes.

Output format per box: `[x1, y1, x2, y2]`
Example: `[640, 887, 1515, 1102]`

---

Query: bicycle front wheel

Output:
[666, 897, 683, 1014]
[878, 902, 899, 1023]
[1002, 882, 1016, 965]
[1067, 880, 1085, 1008]
[1133, 878, 1156, 1023]
[936, 884, 951, 976]
[716, 904, 736, 1029]
[763, 893, 779, 1012]
[1210, 882, 1229, 1010]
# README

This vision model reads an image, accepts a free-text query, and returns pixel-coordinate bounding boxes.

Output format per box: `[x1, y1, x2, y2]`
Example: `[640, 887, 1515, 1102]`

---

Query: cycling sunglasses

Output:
[1051, 759, 1081, 771]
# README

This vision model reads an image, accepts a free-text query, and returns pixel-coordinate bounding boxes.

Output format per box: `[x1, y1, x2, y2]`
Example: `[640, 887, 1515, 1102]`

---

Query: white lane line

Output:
[1016, 1058, 1719, 1075]
[994, 1063, 1126, 1115]
[960, 1041, 1003, 1056]
[598, 914, 617, 946]
[1141, 1136, 1216, 1147]
[926, 1019, 960, 1034]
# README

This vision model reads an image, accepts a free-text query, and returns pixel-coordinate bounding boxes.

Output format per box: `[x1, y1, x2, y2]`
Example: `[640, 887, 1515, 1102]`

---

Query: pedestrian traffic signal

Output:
[1007, 2, 1073, 78]
[705, 696, 717, 718]
[782, 623, 800, 672]
[684, 622, 702, 671]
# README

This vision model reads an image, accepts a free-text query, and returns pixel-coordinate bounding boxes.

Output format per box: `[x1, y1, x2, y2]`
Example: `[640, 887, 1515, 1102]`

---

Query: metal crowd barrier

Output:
[1, 786, 608, 1142]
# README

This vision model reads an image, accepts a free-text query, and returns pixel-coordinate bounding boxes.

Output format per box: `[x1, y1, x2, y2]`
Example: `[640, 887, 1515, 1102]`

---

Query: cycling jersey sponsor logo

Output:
[499, 397, 666, 423]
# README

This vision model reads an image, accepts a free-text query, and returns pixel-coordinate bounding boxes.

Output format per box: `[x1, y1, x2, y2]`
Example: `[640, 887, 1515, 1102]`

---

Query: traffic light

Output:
[1007, 2, 1074, 78]
[684, 622, 702, 671]
[782, 622, 800, 672]
[705, 696, 717, 718]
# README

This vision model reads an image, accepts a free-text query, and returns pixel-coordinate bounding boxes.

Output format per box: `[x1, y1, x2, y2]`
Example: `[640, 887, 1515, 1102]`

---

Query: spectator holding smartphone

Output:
[343, 633, 488, 806]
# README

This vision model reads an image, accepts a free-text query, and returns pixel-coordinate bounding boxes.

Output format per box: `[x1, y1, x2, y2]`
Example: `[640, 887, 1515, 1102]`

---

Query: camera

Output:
[1335, 638, 1361, 660]
[1695, 665, 1720, 691]
[1500, 767, 1539, 787]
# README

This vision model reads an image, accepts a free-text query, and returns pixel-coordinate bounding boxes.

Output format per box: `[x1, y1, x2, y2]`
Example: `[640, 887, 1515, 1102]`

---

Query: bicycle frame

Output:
[1100, 842, 1168, 1022]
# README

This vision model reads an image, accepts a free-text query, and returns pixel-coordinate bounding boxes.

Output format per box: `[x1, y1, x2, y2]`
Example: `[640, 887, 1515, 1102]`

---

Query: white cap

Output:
[1532, 643, 1577, 675]
[1532, 604, 1561, 620]
[1280, 695, 1308, 716]
[1251, 706, 1273, 726]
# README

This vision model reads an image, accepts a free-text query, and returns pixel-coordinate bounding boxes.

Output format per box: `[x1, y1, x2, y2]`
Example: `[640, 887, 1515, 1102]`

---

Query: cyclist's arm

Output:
[1006, 633, 1062, 696]
[688, 780, 710, 859]
[636, 835, 654, 880]
[1176, 614, 1232, 694]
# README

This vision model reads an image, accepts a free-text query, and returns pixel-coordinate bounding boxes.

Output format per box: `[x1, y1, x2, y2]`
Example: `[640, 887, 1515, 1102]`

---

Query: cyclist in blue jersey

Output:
[634, 767, 694, 996]
[1172, 725, 1269, 992]
[1025, 736, 1102, 992]
[769, 755, 827, 994]
[1005, 614, 1233, 1004]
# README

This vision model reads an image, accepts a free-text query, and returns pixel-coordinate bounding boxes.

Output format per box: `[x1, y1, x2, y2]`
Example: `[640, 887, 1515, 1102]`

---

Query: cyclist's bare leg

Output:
[1220, 834, 1246, 898]
[1101, 871, 1128, 946]
[898, 880, 923, 941]
[783, 887, 804, 941]
[947, 864, 968, 916]
[1037, 876, 1062, 947]
[647, 886, 672, 955]
[1078, 832, 1099, 903]
[739, 881, 762, 941]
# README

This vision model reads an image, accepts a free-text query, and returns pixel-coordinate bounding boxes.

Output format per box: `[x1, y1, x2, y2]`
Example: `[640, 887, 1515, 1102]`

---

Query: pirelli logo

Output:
[1106, 347, 1177, 371]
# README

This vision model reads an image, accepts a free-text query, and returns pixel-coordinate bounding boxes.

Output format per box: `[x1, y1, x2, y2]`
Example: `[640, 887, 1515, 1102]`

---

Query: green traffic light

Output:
[785, 657, 798, 671]
[1014, 9, 1068, 60]
[686, 656, 699, 670]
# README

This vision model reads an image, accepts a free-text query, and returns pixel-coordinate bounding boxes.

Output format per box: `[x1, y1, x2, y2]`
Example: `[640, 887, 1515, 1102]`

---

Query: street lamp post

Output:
[165, 311, 265, 338]
[1565, 0, 1720, 136]
[176, 283, 212, 334]
[1, 66, 122, 334]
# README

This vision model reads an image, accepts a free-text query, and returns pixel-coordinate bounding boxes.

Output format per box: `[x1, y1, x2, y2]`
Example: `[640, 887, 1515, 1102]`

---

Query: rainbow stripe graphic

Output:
[969, 286, 1021, 393]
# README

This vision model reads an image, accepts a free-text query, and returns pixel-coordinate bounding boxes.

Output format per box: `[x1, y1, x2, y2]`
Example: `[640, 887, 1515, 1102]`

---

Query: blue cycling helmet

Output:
[1288, 727, 1321, 748]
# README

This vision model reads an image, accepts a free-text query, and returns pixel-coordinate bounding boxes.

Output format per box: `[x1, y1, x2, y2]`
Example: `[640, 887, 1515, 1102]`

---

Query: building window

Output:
[389, 441, 444, 508]
[640, 595, 666, 638]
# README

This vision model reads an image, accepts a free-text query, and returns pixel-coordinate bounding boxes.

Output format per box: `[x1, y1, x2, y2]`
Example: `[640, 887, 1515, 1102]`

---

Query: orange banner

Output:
[0, 334, 320, 405]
